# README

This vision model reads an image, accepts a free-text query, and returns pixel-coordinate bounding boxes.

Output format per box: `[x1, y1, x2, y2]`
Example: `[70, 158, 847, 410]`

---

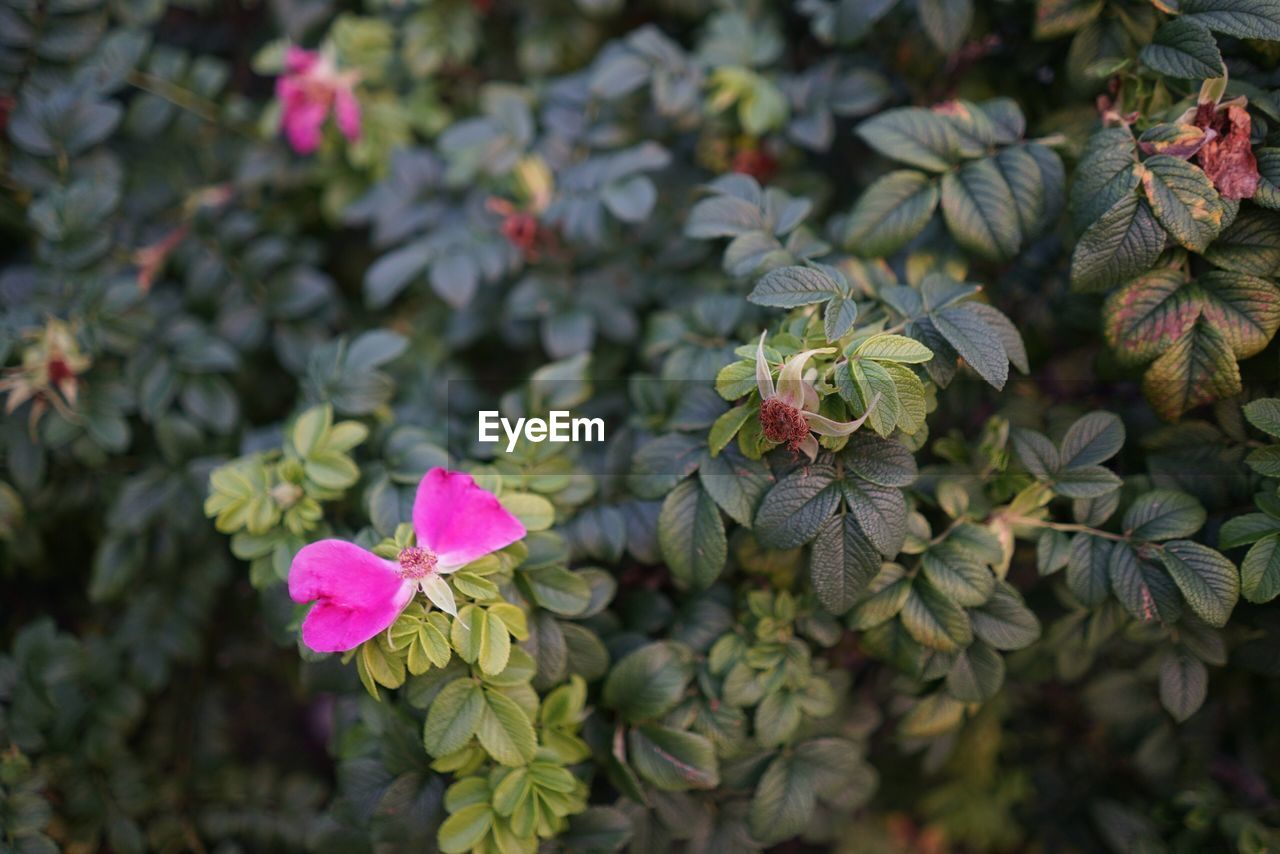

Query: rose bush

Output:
[3, 0, 1280, 850]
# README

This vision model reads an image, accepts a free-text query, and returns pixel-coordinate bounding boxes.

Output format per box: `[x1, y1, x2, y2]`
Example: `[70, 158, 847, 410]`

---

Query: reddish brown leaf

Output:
[1196, 104, 1260, 200]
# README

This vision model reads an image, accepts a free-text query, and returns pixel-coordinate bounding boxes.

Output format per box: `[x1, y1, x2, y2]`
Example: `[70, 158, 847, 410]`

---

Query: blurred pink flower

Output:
[276, 46, 361, 154]
[288, 468, 525, 653]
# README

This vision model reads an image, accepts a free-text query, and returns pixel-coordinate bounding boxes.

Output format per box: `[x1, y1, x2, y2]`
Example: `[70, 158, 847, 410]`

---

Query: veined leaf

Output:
[810, 513, 881, 614]
[1241, 534, 1280, 603]
[658, 479, 727, 589]
[1157, 539, 1240, 627]
[1069, 127, 1138, 232]
[844, 170, 939, 257]
[755, 465, 841, 549]
[1179, 0, 1280, 40]
[1142, 319, 1241, 421]
[857, 108, 961, 172]
[941, 158, 1023, 261]
[901, 578, 973, 651]
[1137, 155, 1225, 253]
[1139, 18, 1224, 79]
[1193, 271, 1280, 359]
[1103, 269, 1201, 365]
[1070, 193, 1167, 293]
[749, 265, 843, 307]
[1159, 652, 1208, 722]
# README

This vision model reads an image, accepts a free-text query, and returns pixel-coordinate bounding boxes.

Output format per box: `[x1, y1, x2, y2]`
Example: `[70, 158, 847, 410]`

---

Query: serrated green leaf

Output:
[941, 158, 1023, 261]
[1179, 0, 1280, 39]
[1123, 490, 1205, 541]
[901, 579, 973, 652]
[424, 679, 485, 757]
[1241, 533, 1280, 603]
[628, 724, 719, 791]
[1139, 18, 1224, 79]
[659, 479, 727, 588]
[810, 513, 881, 614]
[477, 687, 537, 766]
[754, 464, 841, 549]
[1103, 268, 1201, 365]
[1070, 193, 1165, 293]
[1158, 652, 1207, 722]
[857, 108, 961, 172]
[749, 265, 842, 307]
[844, 170, 939, 257]
[945, 640, 1004, 702]
[1138, 155, 1225, 253]
[1157, 540, 1240, 627]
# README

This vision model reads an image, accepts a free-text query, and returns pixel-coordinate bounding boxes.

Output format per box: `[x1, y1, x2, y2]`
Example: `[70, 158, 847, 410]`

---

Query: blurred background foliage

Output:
[2, 0, 1280, 850]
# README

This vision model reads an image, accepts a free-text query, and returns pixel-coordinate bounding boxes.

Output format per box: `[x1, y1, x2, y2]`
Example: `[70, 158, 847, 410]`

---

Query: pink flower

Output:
[276, 46, 361, 155]
[288, 468, 525, 653]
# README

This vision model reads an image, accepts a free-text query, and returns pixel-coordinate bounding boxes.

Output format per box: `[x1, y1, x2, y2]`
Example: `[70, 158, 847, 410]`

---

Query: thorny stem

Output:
[1003, 514, 1130, 543]
[128, 70, 221, 124]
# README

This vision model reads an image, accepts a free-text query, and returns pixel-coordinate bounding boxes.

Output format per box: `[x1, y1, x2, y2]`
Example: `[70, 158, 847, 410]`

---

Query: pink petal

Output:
[289, 540, 414, 653]
[282, 97, 327, 154]
[412, 468, 526, 567]
[334, 87, 361, 142]
[285, 46, 318, 75]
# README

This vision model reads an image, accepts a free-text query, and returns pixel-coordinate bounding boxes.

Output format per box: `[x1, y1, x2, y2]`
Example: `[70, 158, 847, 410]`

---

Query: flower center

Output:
[397, 546, 438, 580]
[759, 397, 809, 450]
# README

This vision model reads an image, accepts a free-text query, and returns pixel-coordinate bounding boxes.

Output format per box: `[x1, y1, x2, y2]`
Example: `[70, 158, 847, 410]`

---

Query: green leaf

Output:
[1243, 398, 1280, 438]
[1157, 540, 1240, 627]
[698, 447, 772, 527]
[922, 549, 995, 606]
[856, 108, 961, 172]
[1139, 18, 1224, 79]
[659, 479, 727, 588]
[810, 513, 881, 614]
[1241, 534, 1280, 603]
[1195, 271, 1280, 359]
[603, 642, 692, 722]
[424, 679, 485, 757]
[901, 579, 973, 652]
[627, 724, 719, 791]
[1033, 0, 1103, 38]
[477, 687, 537, 766]
[521, 567, 592, 616]
[844, 170, 939, 257]
[291, 405, 332, 457]
[995, 145, 1050, 237]
[1123, 490, 1205, 541]
[968, 582, 1040, 650]
[945, 640, 1004, 702]
[479, 610, 512, 676]
[748, 265, 841, 307]
[1219, 512, 1280, 548]
[1011, 428, 1060, 479]
[709, 403, 758, 456]
[847, 563, 912, 629]
[1179, 0, 1280, 39]
[841, 434, 918, 487]
[824, 295, 859, 341]
[754, 464, 841, 549]
[919, 0, 973, 52]
[843, 359, 901, 437]
[1066, 535, 1113, 607]
[1070, 127, 1139, 233]
[1037, 529, 1071, 575]
[438, 803, 494, 854]
[854, 334, 934, 363]
[941, 158, 1023, 261]
[1158, 652, 1208, 722]
[932, 304, 1009, 389]
[840, 479, 907, 556]
[1138, 155, 1225, 253]
[1109, 543, 1182, 623]
[898, 692, 965, 738]
[748, 754, 817, 845]
[1070, 193, 1166, 293]
[1143, 318, 1241, 421]
[1202, 209, 1280, 276]
[685, 195, 765, 238]
[1060, 412, 1125, 468]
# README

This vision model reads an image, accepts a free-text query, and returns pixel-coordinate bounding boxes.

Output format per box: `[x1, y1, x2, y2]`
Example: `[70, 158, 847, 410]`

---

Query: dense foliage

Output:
[3, 0, 1280, 850]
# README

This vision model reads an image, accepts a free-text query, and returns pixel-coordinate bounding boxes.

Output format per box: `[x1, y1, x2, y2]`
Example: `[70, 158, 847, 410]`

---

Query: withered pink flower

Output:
[755, 332, 877, 461]
[276, 46, 361, 155]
